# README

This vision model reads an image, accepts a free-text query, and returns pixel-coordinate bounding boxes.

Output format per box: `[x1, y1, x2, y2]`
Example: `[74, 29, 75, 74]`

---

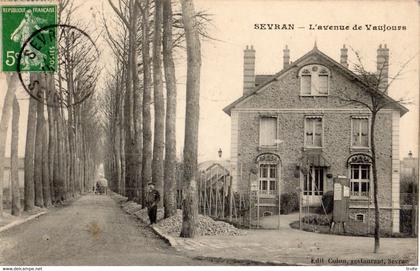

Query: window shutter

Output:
[314, 118, 323, 147]
[318, 75, 328, 94]
[260, 117, 277, 146]
[305, 118, 313, 145]
[301, 75, 311, 95]
[361, 119, 369, 147]
[352, 118, 360, 146]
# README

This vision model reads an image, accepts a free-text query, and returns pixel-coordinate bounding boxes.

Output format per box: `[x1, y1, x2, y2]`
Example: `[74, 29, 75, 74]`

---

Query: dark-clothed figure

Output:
[146, 183, 160, 224]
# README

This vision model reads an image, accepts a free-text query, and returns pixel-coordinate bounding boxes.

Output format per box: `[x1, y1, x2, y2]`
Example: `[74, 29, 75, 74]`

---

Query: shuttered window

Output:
[352, 117, 369, 147]
[318, 75, 329, 94]
[305, 117, 323, 147]
[301, 75, 311, 95]
[259, 117, 277, 146]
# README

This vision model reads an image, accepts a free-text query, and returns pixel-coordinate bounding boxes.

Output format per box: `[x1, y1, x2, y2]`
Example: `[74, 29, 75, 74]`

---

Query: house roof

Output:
[198, 159, 231, 173]
[223, 46, 409, 116]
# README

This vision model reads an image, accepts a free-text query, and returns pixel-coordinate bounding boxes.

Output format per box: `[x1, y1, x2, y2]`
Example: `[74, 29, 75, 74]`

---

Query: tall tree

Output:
[24, 74, 37, 211]
[34, 74, 45, 207]
[152, 0, 165, 206]
[47, 75, 57, 203]
[130, 1, 143, 203]
[10, 95, 20, 216]
[180, 0, 201, 238]
[163, 0, 177, 218]
[0, 73, 19, 216]
[140, 0, 153, 208]
[41, 77, 52, 207]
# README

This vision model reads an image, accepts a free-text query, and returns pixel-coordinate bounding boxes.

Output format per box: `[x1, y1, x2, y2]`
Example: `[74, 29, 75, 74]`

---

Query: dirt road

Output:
[0, 194, 214, 266]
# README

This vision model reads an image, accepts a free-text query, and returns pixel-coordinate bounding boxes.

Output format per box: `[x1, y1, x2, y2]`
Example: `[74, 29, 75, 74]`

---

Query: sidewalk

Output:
[0, 208, 47, 233]
[171, 214, 418, 266]
[115, 194, 417, 266]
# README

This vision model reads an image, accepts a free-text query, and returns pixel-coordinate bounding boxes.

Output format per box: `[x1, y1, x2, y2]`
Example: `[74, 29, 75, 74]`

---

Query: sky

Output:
[0, 0, 418, 163]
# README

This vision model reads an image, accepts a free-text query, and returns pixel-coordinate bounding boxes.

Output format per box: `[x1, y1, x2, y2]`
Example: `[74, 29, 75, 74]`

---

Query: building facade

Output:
[224, 44, 408, 233]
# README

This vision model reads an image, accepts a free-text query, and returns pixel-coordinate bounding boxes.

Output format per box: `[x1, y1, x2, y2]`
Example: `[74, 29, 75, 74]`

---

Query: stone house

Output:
[223, 43, 408, 233]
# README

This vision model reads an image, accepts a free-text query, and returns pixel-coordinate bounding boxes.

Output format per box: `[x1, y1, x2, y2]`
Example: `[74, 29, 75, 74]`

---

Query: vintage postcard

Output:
[0, 0, 418, 269]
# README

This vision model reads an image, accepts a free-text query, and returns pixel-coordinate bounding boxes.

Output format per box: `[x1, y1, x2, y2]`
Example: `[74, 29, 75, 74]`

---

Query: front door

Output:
[302, 166, 325, 206]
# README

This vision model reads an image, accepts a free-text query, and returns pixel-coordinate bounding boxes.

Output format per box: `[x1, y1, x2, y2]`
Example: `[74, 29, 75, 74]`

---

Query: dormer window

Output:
[299, 64, 330, 96]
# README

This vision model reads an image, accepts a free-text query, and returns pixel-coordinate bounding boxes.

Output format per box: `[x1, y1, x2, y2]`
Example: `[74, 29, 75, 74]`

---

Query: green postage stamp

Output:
[1, 3, 57, 72]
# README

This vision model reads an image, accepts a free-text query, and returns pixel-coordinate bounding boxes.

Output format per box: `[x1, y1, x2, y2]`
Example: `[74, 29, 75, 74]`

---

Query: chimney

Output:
[377, 44, 389, 92]
[409, 150, 413, 158]
[340, 44, 348, 67]
[243, 45, 256, 95]
[283, 45, 290, 69]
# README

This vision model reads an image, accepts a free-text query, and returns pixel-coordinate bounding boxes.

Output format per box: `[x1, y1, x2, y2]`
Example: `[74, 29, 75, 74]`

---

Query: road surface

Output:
[0, 194, 215, 265]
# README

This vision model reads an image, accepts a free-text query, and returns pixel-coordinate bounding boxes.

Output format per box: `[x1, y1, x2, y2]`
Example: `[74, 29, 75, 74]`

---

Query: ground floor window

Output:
[304, 167, 325, 195]
[259, 164, 277, 195]
[350, 164, 370, 198]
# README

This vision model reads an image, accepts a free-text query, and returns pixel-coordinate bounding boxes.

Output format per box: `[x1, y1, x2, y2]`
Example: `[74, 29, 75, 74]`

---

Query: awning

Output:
[300, 152, 330, 168]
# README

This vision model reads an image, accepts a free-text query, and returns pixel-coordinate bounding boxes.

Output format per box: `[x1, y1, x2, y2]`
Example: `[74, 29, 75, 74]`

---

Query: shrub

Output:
[301, 214, 331, 226]
[318, 190, 334, 214]
[280, 192, 299, 214]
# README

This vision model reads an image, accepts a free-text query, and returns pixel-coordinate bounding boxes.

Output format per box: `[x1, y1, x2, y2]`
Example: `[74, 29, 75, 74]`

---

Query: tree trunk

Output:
[180, 0, 201, 238]
[34, 74, 45, 207]
[163, 0, 177, 218]
[120, 98, 126, 196]
[124, 0, 136, 201]
[11, 95, 20, 216]
[42, 113, 52, 207]
[141, 0, 153, 208]
[0, 73, 18, 216]
[47, 75, 56, 203]
[152, 0, 165, 207]
[130, 0, 142, 203]
[54, 107, 65, 201]
[371, 111, 380, 253]
[24, 74, 37, 211]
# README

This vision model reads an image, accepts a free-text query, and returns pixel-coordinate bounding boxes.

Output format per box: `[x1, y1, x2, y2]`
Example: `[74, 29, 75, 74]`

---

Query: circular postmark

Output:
[17, 24, 100, 107]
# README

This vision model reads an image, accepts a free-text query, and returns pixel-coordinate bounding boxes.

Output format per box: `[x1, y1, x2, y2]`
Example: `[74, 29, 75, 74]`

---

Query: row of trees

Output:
[0, 0, 102, 216]
[102, 0, 203, 236]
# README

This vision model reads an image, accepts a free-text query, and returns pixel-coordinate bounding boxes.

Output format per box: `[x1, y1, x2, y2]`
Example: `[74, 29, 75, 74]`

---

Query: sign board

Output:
[332, 176, 349, 223]
[334, 183, 342, 200]
[343, 186, 350, 197]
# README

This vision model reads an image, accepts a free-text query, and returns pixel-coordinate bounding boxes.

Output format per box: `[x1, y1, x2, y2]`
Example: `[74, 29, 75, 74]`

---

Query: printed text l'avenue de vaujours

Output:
[254, 23, 407, 32]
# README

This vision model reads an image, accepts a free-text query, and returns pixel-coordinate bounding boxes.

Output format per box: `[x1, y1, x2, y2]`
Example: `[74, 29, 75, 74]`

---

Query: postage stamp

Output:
[1, 3, 57, 72]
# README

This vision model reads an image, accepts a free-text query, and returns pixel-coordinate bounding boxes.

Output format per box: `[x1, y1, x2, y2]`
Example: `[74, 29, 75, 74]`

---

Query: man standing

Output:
[146, 182, 160, 224]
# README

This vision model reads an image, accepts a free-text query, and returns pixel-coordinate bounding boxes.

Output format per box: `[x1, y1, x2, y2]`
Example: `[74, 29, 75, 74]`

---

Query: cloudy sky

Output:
[0, 0, 418, 163]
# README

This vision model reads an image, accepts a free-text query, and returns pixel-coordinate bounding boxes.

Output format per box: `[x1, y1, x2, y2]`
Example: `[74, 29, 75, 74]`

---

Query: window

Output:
[259, 117, 277, 147]
[318, 75, 329, 94]
[301, 75, 311, 95]
[305, 117, 323, 147]
[355, 213, 365, 222]
[304, 167, 325, 195]
[299, 65, 330, 95]
[350, 164, 370, 198]
[352, 117, 369, 147]
[259, 164, 277, 195]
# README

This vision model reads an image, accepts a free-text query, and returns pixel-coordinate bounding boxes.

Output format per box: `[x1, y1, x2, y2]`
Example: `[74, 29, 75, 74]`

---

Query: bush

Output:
[400, 209, 414, 234]
[280, 192, 299, 214]
[301, 214, 331, 226]
[318, 190, 334, 214]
